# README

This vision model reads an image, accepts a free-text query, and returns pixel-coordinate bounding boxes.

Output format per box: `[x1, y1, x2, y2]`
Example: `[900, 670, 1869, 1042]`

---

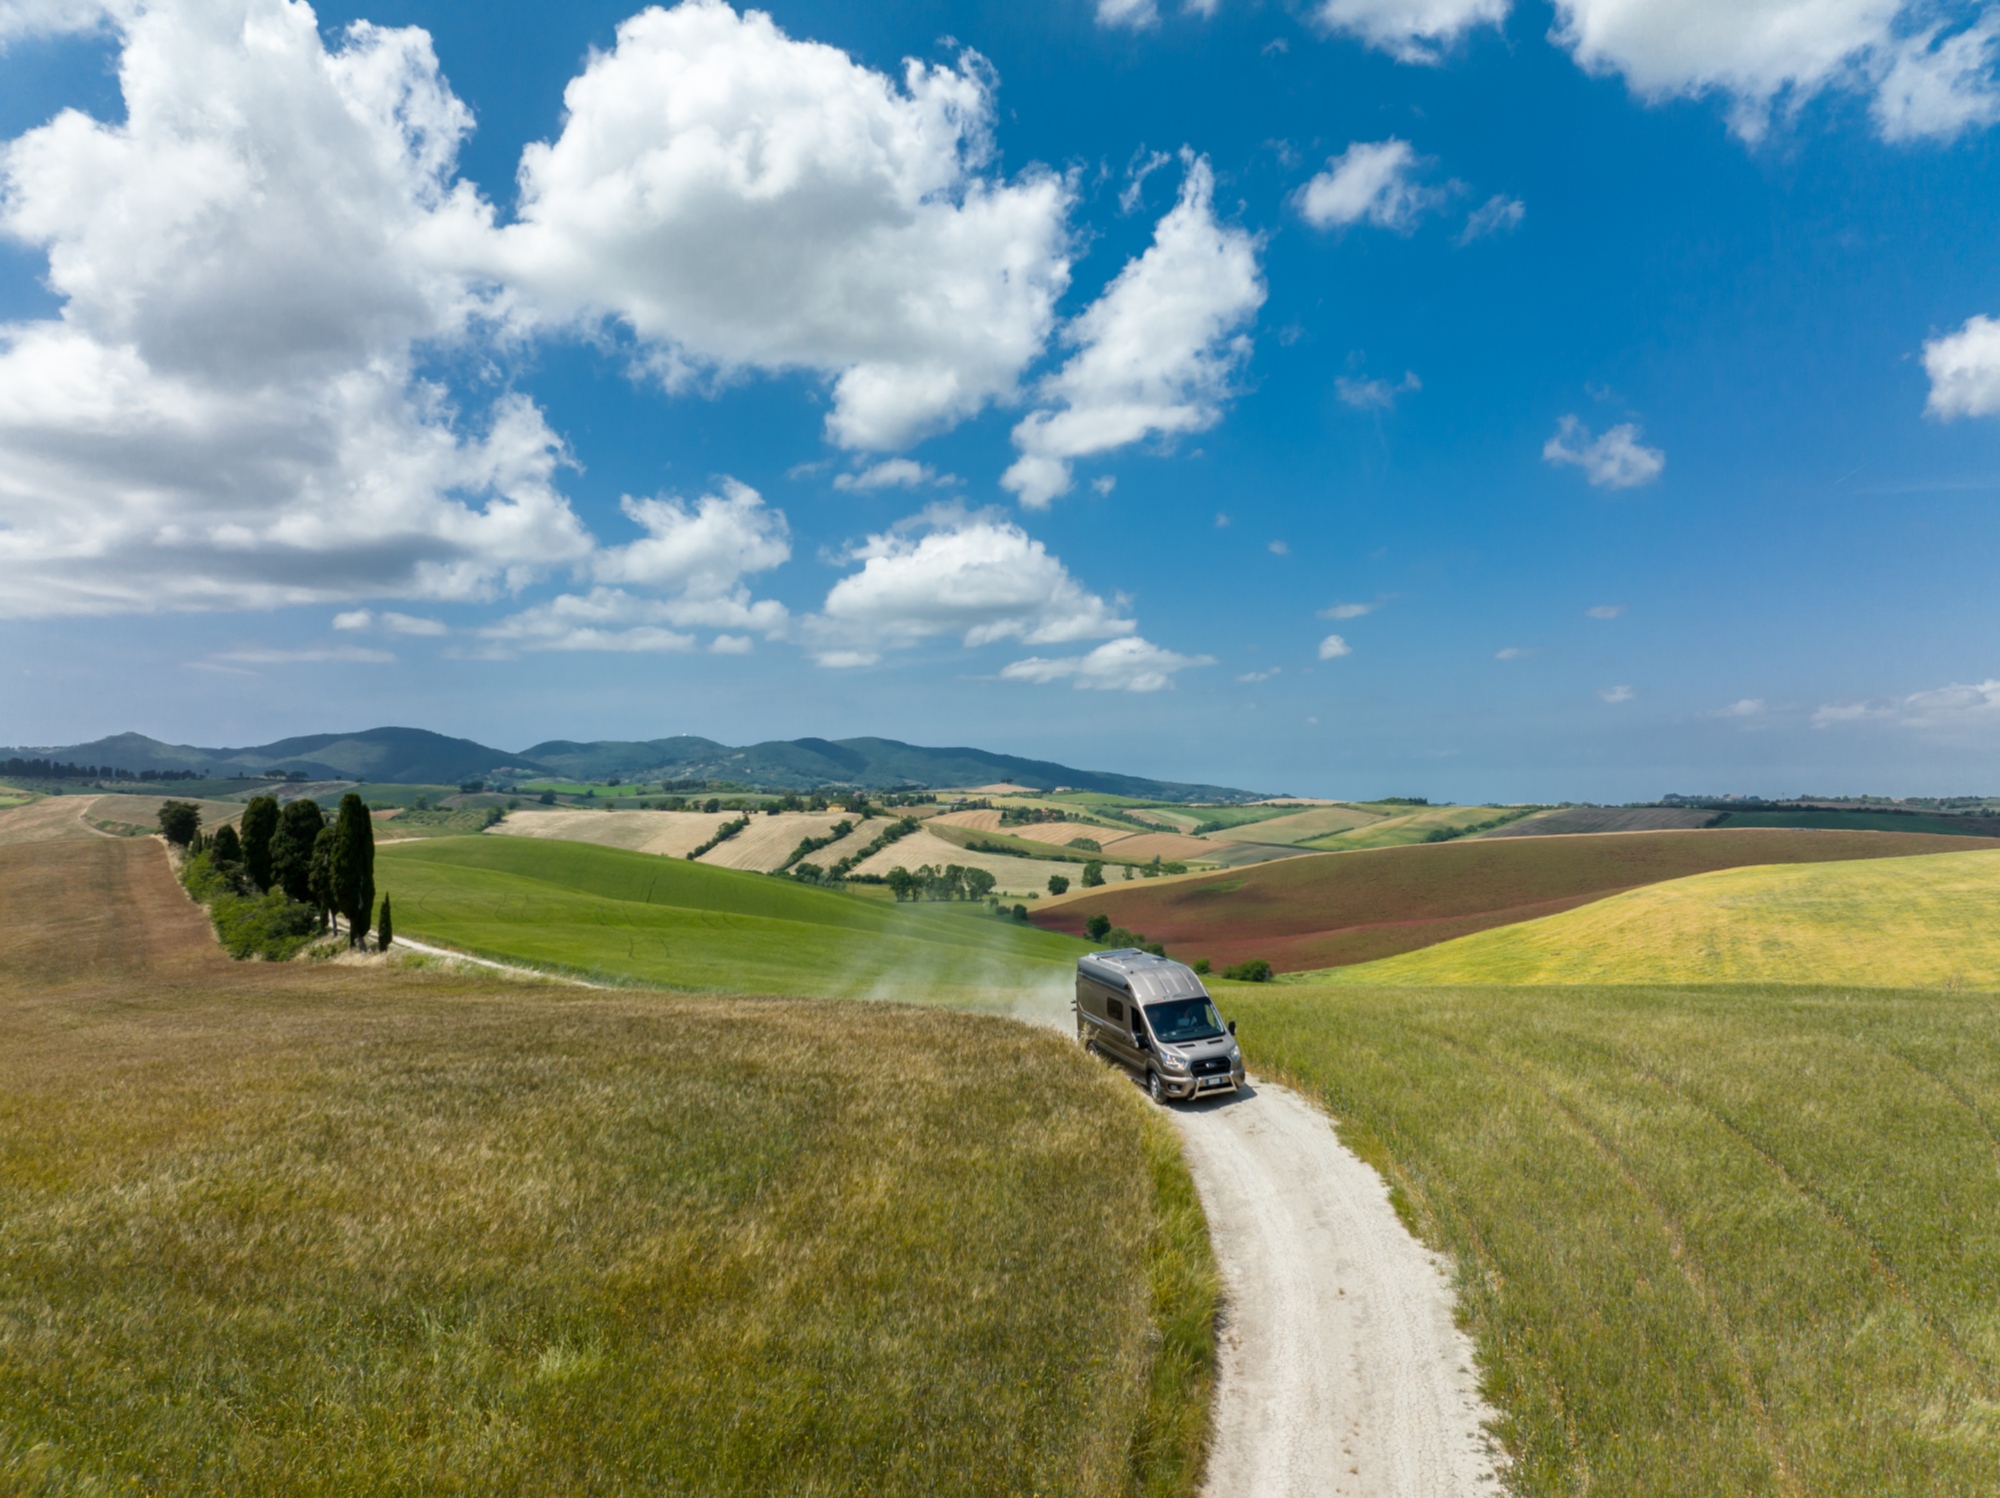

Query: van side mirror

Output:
[1228, 1019, 1237, 1035]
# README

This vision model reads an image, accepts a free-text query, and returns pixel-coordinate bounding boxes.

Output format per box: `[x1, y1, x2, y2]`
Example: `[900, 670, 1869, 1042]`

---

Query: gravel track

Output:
[1169, 1080, 1503, 1498]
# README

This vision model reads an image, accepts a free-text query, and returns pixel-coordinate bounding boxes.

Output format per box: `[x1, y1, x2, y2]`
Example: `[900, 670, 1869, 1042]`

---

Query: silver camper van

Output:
[1075, 949, 1245, 1104]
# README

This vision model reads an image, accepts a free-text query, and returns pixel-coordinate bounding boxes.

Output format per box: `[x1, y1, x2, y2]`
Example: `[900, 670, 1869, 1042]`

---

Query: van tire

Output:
[1148, 1069, 1166, 1105]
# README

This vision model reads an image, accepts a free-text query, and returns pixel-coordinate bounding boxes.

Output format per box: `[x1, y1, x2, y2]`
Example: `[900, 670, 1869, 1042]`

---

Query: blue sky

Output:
[5, 0, 2000, 800]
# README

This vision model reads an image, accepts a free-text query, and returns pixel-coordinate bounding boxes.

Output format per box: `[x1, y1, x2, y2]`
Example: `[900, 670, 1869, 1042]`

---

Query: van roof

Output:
[1078, 949, 1210, 1002]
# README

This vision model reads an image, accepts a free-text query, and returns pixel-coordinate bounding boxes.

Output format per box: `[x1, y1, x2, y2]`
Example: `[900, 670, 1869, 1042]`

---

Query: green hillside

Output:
[378, 836, 1090, 1013]
[1223, 976, 2000, 1494]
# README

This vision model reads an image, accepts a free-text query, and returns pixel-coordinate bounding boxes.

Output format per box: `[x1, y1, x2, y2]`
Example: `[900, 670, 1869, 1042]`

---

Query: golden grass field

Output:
[1323, 846, 2000, 987]
[0, 822, 1216, 1496]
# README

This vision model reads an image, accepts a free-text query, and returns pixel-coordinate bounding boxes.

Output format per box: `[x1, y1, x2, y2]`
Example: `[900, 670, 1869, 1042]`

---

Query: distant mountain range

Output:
[2, 727, 1266, 803]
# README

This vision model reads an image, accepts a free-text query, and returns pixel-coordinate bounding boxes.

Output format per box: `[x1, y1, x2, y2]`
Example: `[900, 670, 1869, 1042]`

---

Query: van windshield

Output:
[1145, 998, 1225, 1043]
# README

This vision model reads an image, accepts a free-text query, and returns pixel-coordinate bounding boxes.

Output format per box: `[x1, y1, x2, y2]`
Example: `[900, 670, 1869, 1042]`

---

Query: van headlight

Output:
[1161, 1050, 1191, 1074]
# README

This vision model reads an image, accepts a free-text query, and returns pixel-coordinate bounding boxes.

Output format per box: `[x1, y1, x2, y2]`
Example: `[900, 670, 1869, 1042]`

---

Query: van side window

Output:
[1107, 998, 1123, 1022]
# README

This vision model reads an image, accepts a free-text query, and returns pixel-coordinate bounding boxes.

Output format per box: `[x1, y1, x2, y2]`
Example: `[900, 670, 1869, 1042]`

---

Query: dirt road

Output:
[1171, 1081, 1503, 1498]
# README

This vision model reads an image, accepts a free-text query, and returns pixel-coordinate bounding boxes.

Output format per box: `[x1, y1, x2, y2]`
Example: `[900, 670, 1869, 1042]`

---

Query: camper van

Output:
[1075, 949, 1245, 1104]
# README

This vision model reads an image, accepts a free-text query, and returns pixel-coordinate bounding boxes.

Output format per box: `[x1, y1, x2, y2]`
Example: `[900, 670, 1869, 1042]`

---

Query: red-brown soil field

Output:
[1031, 827, 2000, 972]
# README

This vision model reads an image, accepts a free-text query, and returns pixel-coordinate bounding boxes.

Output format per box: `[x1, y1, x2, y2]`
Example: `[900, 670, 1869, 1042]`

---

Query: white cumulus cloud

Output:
[1319, 633, 1353, 658]
[1460, 193, 1525, 242]
[489, 478, 791, 650]
[1923, 313, 2000, 418]
[1599, 683, 1635, 703]
[831, 459, 956, 491]
[812, 506, 1134, 665]
[1550, 0, 2000, 144]
[1336, 370, 1421, 410]
[1002, 155, 1264, 508]
[0, 0, 594, 618]
[1295, 139, 1445, 232]
[1815, 678, 2000, 730]
[1000, 635, 1214, 692]
[486, 0, 1073, 452]
[1309, 0, 1508, 62]
[1543, 414, 1666, 488]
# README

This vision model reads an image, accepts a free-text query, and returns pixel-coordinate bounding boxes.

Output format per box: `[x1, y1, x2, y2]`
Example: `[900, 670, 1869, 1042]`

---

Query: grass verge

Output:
[1130, 1106, 1221, 1496]
[1220, 977, 2000, 1495]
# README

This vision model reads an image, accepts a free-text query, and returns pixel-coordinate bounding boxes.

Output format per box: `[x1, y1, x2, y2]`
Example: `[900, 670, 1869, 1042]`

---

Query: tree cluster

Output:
[165, 791, 388, 952]
[4, 758, 202, 782]
[884, 864, 998, 902]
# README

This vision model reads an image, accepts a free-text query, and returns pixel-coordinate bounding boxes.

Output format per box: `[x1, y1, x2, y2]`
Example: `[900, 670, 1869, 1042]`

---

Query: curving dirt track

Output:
[1171, 1082, 1503, 1497]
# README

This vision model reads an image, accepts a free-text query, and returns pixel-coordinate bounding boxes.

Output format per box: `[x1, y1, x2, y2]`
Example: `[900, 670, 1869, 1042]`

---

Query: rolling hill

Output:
[1319, 845, 2000, 987]
[1032, 827, 2000, 972]
[3, 727, 1263, 800]
[378, 835, 1090, 1012]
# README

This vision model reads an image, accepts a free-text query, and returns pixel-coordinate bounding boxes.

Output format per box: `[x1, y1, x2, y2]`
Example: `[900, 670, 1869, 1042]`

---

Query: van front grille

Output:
[1191, 1056, 1231, 1077]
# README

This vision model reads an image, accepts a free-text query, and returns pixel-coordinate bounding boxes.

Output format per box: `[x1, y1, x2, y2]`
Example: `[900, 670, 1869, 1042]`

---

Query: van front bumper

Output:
[1168, 1070, 1243, 1100]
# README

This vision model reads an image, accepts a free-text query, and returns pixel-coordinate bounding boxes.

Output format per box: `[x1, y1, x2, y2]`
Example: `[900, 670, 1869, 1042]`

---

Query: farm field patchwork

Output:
[1479, 806, 1720, 836]
[1222, 976, 2000, 1495]
[1323, 846, 2000, 987]
[843, 825, 1078, 897]
[379, 834, 1088, 1011]
[0, 824, 1213, 1497]
[1031, 828, 2000, 972]
[1197, 803, 1388, 845]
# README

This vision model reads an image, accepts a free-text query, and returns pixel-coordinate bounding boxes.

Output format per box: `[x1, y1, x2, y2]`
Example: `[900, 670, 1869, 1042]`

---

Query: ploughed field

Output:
[0, 825, 1214, 1496]
[1324, 845, 2000, 988]
[378, 835, 1091, 1012]
[1032, 828, 2000, 972]
[1221, 975, 2000, 1495]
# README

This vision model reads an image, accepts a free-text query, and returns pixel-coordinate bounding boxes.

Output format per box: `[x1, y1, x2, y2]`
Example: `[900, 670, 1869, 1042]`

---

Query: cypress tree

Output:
[330, 792, 376, 948]
[240, 795, 279, 890]
[308, 826, 337, 932]
[210, 823, 242, 865]
[376, 894, 393, 952]
[271, 799, 325, 905]
[157, 799, 201, 846]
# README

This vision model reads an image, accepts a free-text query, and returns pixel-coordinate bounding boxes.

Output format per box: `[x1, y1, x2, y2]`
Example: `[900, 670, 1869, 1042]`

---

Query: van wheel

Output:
[1148, 1070, 1166, 1105]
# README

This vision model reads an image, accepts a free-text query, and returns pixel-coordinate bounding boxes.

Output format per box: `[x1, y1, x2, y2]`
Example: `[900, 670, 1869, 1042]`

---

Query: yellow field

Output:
[1324, 846, 2000, 987]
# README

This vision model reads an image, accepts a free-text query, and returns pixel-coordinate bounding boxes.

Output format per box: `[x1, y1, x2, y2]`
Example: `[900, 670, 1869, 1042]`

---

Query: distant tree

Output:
[308, 826, 337, 931]
[703, 798, 721, 814]
[376, 894, 393, 952]
[793, 862, 824, 883]
[964, 868, 997, 900]
[1223, 958, 1273, 983]
[239, 795, 279, 890]
[330, 793, 376, 948]
[1086, 914, 1111, 942]
[1192, 958, 1211, 975]
[886, 867, 917, 902]
[1081, 860, 1105, 888]
[210, 823, 243, 865]
[272, 799, 326, 905]
[1046, 874, 1070, 896]
[538, 790, 556, 805]
[157, 800, 201, 846]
